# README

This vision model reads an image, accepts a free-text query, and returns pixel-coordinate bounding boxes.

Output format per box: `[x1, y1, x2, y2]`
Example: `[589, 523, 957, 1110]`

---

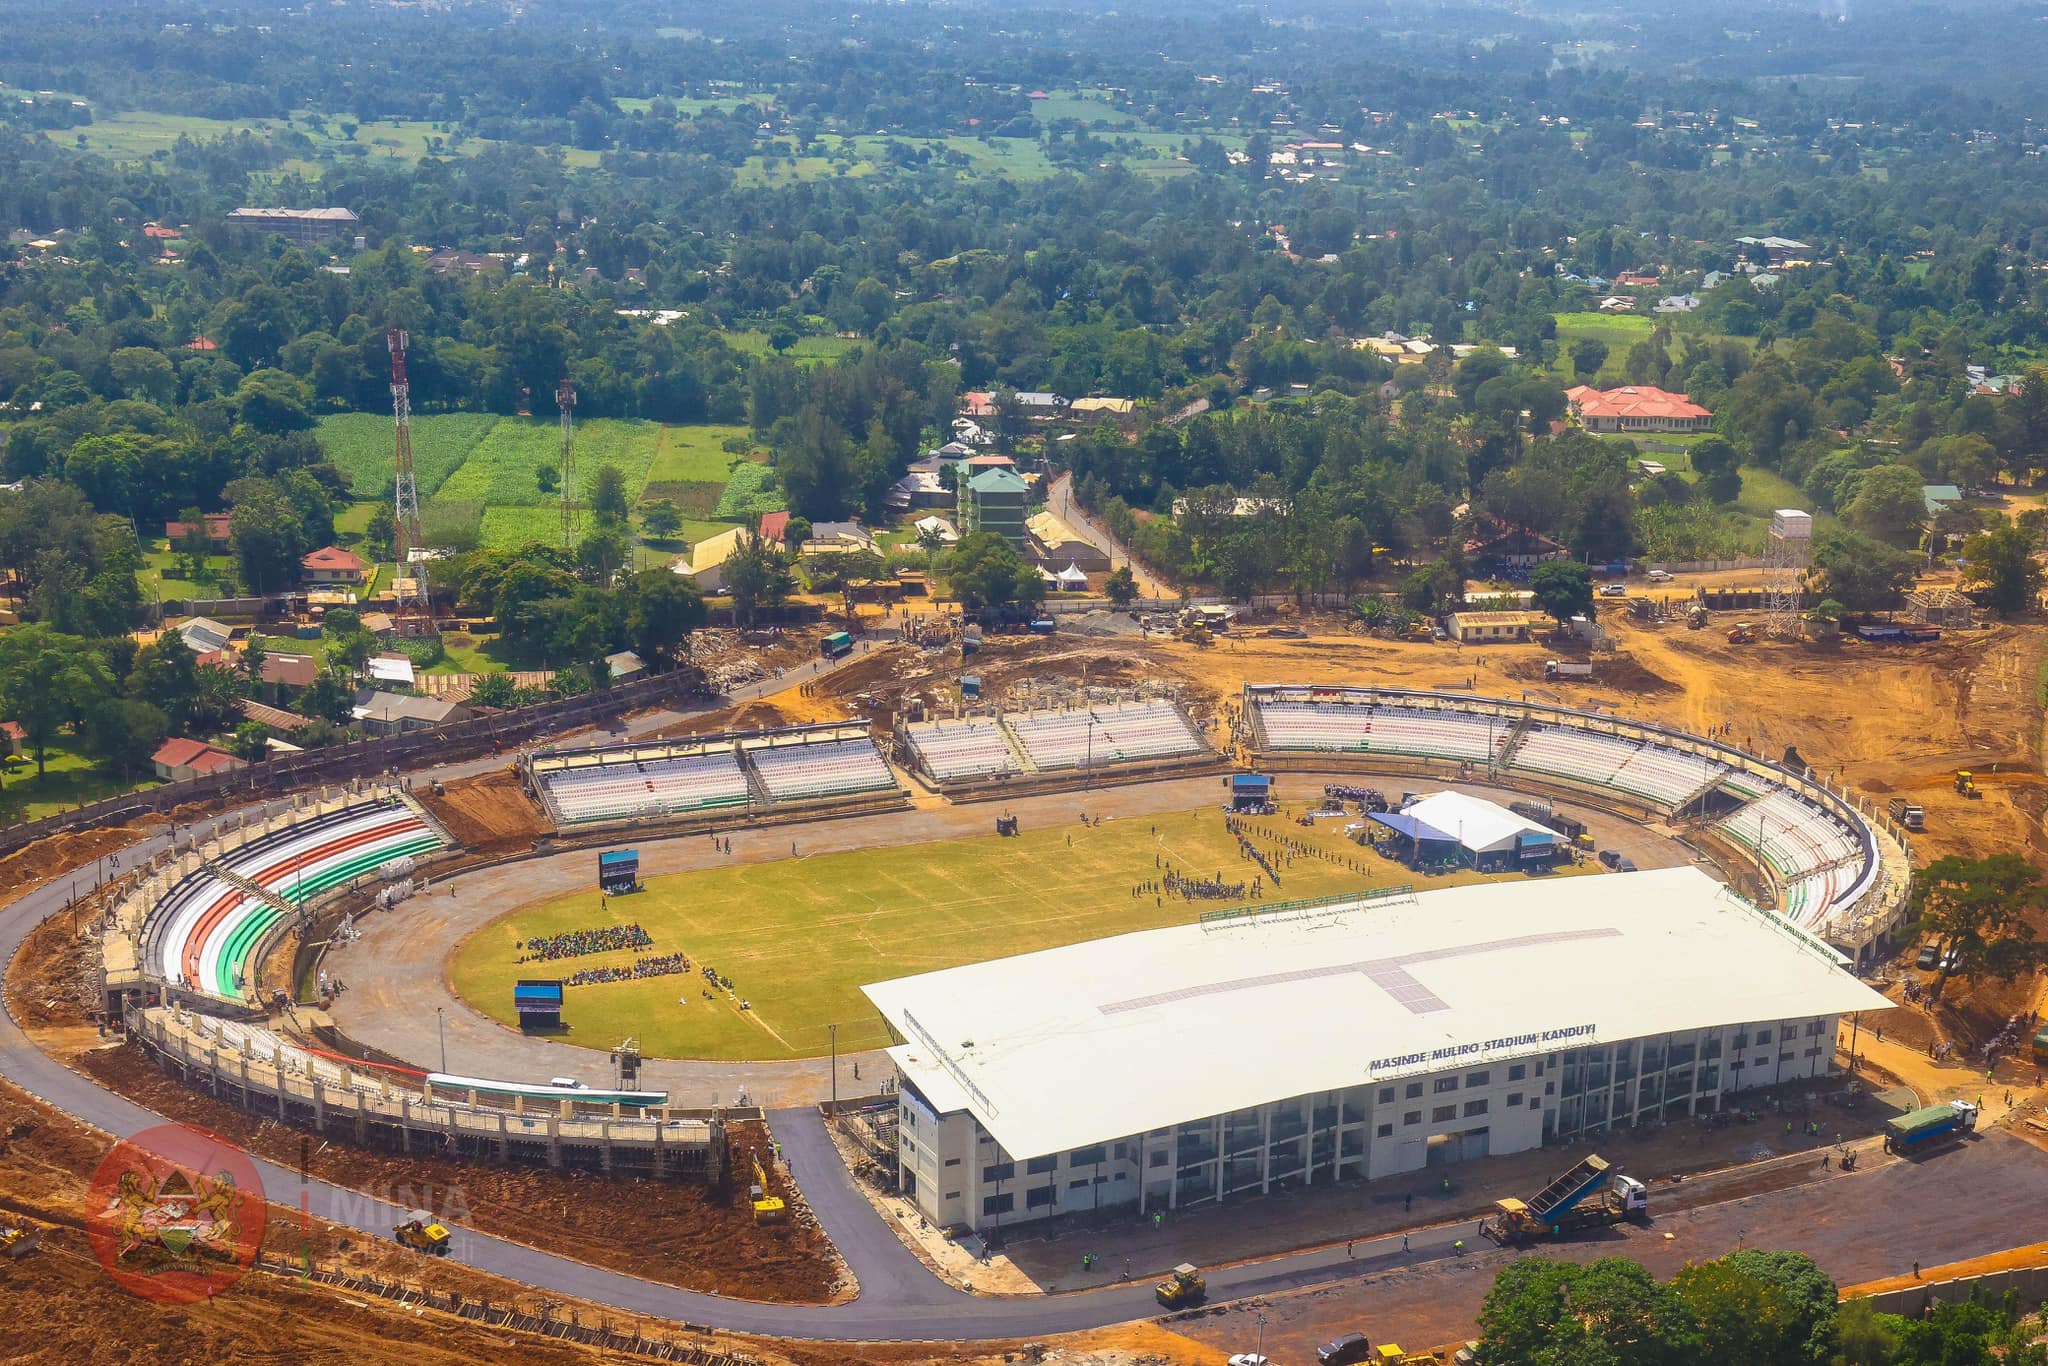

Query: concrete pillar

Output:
[546, 1115, 561, 1168]
[1258, 1106, 1273, 1196]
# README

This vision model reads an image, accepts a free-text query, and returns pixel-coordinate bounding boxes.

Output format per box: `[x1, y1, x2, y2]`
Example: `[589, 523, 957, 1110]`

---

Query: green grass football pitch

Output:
[449, 803, 1588, 1062]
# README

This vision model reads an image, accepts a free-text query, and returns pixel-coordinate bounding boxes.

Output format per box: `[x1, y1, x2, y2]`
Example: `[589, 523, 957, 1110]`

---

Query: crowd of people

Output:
[519, 923, 655, 962]
[1981, 1009, 2041, 1063]
[567, 952, 690, 987]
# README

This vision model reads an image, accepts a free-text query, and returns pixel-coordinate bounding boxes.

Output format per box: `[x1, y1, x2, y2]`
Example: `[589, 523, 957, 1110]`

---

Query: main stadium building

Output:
[862, 866, 1891, 1234]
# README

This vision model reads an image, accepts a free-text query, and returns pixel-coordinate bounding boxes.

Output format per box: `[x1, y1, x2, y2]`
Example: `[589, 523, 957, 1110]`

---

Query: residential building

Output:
[962, 468, 1029, 551]
[301, 545, 369, 585]
[802, 521, 879, 556]
[163, 513, 231, 549]
[258, 653, 318, 703]
[350, 691, 471, 735]
[671, 527, 750, 593]
[225, 207, 360, 248]
[1445, 611, 1543, 643]
[606, 650, 648, 682]
[174, 617, 234, 655]
[1735, 235, 1811, 266]
[1565, 385, 1713, 434]
[1026, 511, 1110, 573]
[151, 737, 247, 782]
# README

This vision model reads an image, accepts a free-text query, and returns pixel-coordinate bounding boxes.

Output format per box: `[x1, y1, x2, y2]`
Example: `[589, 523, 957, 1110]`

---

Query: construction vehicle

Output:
[1544, 660, 1593, 679]
[1955, 770, 1982, 799]
[1176, 621, 1215, 647]
[1, 1222, 41, 1259]
[1485, 1154, 1648, 1245]
[394, 1210, 451, 1254]
[1155, 1262, 1207, 1309]
[1687, 604, 1709, 630]
[1887, 797, 1925, 830]
[1725, 621, 1755, 644]
[1884, 1100, 1978, 1155]
[750, 1151, 787, 1223]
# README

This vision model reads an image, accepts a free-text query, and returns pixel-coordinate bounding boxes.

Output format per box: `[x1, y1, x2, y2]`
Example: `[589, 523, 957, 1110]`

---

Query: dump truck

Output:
[1544, 660, 1593, 679]
[1887, 797, 1925, 831]
[1956, 770, 1981, 799]
[394, 1210, 451, 1254]
[1485, 1154, 1648, 1245]
[1884, 1100, 1978, 1155]
[1155, 1262, 1207, 1309]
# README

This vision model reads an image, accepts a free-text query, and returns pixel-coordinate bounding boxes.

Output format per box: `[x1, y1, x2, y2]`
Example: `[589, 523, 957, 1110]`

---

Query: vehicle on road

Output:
[394, 1210, 451, 1254]
[1317, 1331, 1374, 1365]
[548, 1077, 585, 1089]
[1155, 1262, 1207, 1309]
[1599, 583, 1627, 597]
[1485, 1154, 1649, 1245]
[1884, 1100, 1978, 1155]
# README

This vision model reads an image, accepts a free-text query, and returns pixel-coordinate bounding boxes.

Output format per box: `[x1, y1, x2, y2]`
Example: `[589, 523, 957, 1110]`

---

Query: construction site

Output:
[7, 547, 2048, 1365]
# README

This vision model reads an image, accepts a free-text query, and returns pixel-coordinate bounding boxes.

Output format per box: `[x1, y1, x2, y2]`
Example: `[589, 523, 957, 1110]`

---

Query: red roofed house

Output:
[165, 513, 232, 549]
[301, 545, 369, 585]
[758, 511, 791, 544]
[183, 336, 218, 352]
[1565, 385, 1713, 434]
[0, 720, 24, 757]
[151, 737, 248, 782]
[961, 391, 998, 419]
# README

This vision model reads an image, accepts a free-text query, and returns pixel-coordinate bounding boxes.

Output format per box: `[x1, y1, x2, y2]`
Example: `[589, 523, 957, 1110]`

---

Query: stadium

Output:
[72, 679, 1909, 1240]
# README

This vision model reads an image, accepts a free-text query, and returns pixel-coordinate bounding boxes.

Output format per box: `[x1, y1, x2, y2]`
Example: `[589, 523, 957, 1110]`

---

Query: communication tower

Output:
[557, 379, 577, 548]
[388, 329, 433, 636]
[1764, 507, 1812, 640]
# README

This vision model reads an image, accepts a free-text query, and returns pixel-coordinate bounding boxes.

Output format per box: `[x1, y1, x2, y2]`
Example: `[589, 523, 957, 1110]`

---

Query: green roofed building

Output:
[964, 467, 1029, 552]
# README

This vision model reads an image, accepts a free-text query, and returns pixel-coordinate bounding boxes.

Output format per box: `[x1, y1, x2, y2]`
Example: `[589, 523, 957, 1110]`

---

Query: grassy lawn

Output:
[643, 424, 754, 484]
[448, 802, 1599, 1060]
[1734, 464, 1830, 525]
[1029, 91, 1142, 127]
[48, 107, 604, 169]
[427, 629, 531, 674]
[719, 331, 862, 366]
[0, 740, 159, 824]
[140, 545, 236, 601]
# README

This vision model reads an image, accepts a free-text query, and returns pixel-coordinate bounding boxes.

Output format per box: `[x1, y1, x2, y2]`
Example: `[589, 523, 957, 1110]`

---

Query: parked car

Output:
[1318, 1333, 1374, 1366]
[1599, 583, 1628, 597]
[1599, 849, 1622, 870]
[1916, 942, 1941, 970]
[1229, 1356, 1273, 1366]
[1646, 568, 1674, 582]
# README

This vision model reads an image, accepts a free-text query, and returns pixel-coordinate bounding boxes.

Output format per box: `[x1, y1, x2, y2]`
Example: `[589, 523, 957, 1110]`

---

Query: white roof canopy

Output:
[863, 867, 1889, 1161]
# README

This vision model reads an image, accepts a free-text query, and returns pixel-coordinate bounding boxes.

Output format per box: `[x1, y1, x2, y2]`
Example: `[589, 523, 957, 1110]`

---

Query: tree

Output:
[1673, 1259, 1800, 1366]
[1960, 524, 2042, 615]
[229, 720, 272, 762]
[1689, 435, 1744, 504]
[298, 666, 357, 724]
[1811, 529, 1918, 612]
[625, 568, 706, 666]
[577, 524, 633, 586]
[126, 633, 203, 731]
[807, 549, 887, 625]
[1476, 1256, 1700, 1366]
[1104, 564, 1138, 606]
[0, 625, 113, 776]
[364, 504, 396, 561]
[640, 499, 683, 542]
[1719, 1250, 1837, 1366]
[781, 516, 812, 553]
[469, 673, 519, 709]
[589, 465, 631, 525]
[234, 369, 316, 433]
[722, 534, 795, 627]
[84, 696, 168, 781]
[172, 505, 212, 582]
[109, 347, 177, 405]
[1839, 464, 1928, 546]
[536, 463, 560, 495]
[1530, 559, 1594, 625]
[1911, 853, 2048, 1001]
[939, 531, 1043, 610]
[227, 479, 307, 593]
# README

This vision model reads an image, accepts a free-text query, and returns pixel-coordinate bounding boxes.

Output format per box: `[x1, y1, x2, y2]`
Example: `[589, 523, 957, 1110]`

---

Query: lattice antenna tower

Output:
[557, 378, 577, 548]
[1764, 507, 1812, 640]
[387, 328, 432, 635]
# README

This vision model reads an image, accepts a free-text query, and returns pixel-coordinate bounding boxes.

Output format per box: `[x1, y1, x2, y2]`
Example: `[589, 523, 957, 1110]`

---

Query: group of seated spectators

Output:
[567, 952, 691, 987]
[519, 923, 655, 963]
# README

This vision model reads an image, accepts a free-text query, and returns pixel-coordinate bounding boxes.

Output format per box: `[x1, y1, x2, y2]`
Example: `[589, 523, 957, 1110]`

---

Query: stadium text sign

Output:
[1370, 1023, 1595, 1074]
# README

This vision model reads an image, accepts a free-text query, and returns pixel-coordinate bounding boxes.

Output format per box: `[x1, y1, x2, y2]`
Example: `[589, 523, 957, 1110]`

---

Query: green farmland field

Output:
[448, 803, 1593, 1061]
[316, 412, 500, 500]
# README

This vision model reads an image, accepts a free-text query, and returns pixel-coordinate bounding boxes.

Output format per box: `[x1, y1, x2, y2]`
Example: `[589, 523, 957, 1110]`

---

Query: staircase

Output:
[996, 719, 1038, 774]
[209, 863, 295, 914]
[1673, 766, 1733, 816]
[1495, 713, 1536, 771]
[736, 749, 773, 808]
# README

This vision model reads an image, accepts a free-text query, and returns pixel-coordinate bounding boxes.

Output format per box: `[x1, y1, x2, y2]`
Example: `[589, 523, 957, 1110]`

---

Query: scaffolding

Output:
[1763, 508, 1812, 640]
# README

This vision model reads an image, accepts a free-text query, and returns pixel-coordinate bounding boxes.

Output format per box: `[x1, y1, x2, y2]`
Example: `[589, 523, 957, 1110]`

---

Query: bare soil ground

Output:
[416, 767, 550, 853]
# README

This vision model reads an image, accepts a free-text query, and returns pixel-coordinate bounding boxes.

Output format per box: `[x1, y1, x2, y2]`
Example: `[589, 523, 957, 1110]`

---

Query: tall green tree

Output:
[722, 534, 795, 627]
[625, 568, 706, 667]
[589, 465, 631, 525]
[1911, 853, 2048, 1001]
[939, 531, 1044, 609]
[0, 625, 113, 776]
[1960, 523, 2042, 615]
[1530, 559, 1594, 624]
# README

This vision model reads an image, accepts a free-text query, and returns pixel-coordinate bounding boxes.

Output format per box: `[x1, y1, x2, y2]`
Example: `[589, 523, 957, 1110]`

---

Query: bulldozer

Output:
[1155, 1262, 1207, 1309]
[1176, 622, 1215, 648]
[750, 1152, 787, 1224]
[1, 1222, 41, 1260]
[1956, 770, 1982, 799]
[394, 1210, 451, 1255]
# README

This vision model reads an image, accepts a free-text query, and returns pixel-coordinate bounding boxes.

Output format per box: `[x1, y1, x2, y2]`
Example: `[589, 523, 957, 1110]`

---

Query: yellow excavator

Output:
[1154, 1262, 1207, 1309]
[394, 1209, 451, 1255]
[1, 1222, 41, 1259]
[751, 1152, 787, 1224]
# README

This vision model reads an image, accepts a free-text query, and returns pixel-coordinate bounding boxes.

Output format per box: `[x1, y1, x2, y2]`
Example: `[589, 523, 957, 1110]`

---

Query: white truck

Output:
[1545, 660, 1593, 679]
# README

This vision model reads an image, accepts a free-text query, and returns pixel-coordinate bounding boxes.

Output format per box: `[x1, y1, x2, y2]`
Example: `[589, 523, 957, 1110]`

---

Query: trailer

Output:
[1883, 1100, 1978, 1155]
